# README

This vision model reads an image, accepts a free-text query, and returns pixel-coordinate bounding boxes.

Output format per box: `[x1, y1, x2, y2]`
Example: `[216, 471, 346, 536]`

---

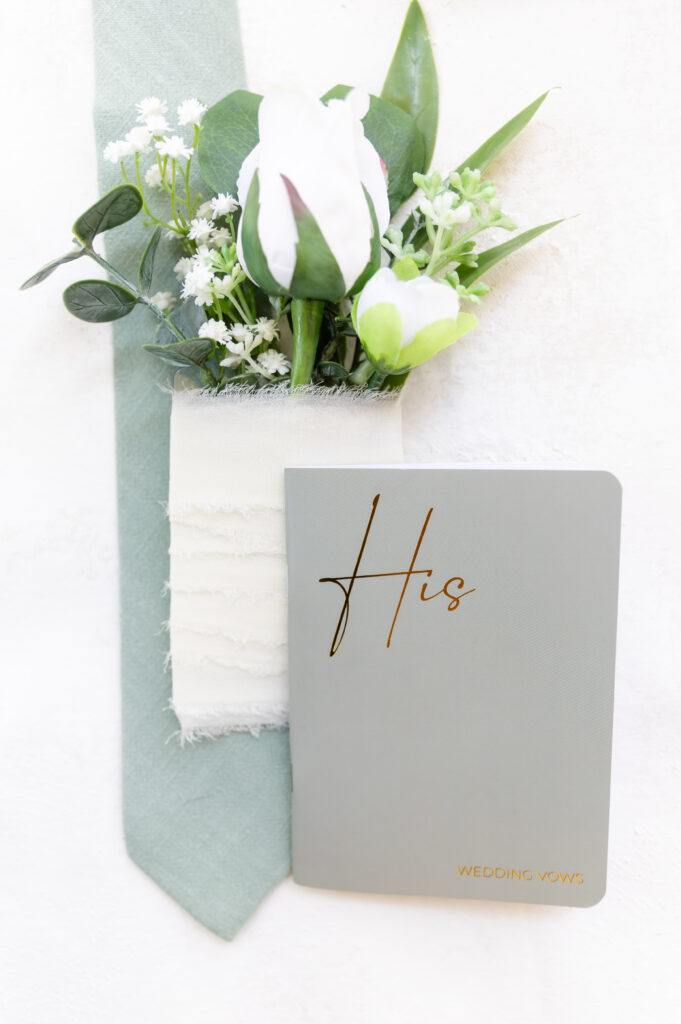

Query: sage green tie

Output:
[92, 0, 291, 940]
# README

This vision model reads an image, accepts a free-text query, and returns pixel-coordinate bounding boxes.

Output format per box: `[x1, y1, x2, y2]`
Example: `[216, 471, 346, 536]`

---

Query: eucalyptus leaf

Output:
[72, 184, 143, 245]
[63, 280, 138, 322]
[20, 249, 84, 290]
[381, 0, 438, 170]
[322, 86, 425, 214]
[224, 373, 259, 388]
[155, 299, 206, 347]
[198, 89, 262, 196]
[317, 361, 349, 379]
[456, 91, 551, 175]
[143, 338, 214, 368]
[138, 226, 162, 294]
[457, 219, 564, 287]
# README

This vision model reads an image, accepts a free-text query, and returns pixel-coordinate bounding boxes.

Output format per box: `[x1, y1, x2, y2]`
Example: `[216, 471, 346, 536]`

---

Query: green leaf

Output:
[138, 226, 161, 294]
[381, 0, 438, 171]
[287, 181, 346, 300]
[346, 187, 381, 296]
[20, 249, 84, 290]
[198, 89, 262, 196]
[456, 91, 551, 175]
[317, 361, 349, 379]
[224, 372, 259, 388]
[63, 280, 138, 322]
[72, 184, 143, 245]
[142, 338, 214, 368]
[155, 299, 206, 347]
[323, 86, 426, 215]
[240, 171, 287, 296]
[457, 219, 564, 287]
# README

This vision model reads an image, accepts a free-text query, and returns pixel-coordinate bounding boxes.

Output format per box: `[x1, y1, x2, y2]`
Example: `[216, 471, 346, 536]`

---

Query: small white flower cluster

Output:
[174, 229, 239, 307]
[198, 318, 290, 379]
[184, 193, 239, 249]
[103, 97, 207, 165]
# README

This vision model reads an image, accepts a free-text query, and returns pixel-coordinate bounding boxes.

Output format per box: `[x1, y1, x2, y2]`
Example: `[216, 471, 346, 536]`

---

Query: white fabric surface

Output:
[169, 384, 403, 737]
[3, 0, 681, 1020]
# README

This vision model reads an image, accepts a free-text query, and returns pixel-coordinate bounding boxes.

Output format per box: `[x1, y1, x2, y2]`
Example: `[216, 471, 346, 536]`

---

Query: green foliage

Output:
[155, 299, 206, 347]
[317, 361, 349, 380]
[137, 226, 162, 294]
[347, 187, 382, 296]
[198, 89, 262, 196]
[72, 184, 143, 246]
[456, 91, 551, 175]
[457, 219, 564, 287]
[63, 280, 138, 322]
[381, 0, 438, 171]
[20, 250, 84, 290]
[142, 338, 214, 368]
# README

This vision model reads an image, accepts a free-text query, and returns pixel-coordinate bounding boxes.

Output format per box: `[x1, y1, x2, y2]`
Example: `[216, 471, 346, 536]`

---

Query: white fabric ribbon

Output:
[168, 382, 403, 740]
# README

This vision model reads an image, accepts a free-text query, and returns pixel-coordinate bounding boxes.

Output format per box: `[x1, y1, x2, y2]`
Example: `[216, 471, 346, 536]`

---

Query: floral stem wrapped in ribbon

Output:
[22, 1, 562, 395]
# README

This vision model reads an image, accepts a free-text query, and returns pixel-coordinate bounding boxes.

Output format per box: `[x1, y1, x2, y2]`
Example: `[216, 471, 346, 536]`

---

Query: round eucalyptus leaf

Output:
[63, 280, 138, 322]
[72, 184, 143, 245]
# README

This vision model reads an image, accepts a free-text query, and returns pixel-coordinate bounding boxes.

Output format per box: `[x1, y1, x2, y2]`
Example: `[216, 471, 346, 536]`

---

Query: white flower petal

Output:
[358, 268, 460, 348]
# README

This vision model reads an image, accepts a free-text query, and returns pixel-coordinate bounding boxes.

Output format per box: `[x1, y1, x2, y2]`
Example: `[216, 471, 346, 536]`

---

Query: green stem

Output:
[290, 298, 324, 388]
[86, 247, 187, 342]
[348, 357, 376, 387]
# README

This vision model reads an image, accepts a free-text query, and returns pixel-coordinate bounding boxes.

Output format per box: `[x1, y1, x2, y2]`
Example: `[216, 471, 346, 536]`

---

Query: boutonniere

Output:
[22, 1, 561, 395]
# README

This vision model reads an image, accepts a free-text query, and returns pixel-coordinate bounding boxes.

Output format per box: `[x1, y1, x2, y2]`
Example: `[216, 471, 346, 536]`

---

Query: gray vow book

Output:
[284, 467, 621, 907]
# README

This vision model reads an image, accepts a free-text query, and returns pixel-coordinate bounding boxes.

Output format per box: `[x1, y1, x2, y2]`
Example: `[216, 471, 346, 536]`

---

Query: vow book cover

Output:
[285, 467, 621, 908]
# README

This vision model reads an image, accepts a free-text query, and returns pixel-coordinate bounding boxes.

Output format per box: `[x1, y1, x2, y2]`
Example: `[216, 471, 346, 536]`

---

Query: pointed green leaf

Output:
[347, 187, 381, 296]
[138, 226, 161, 294]
[456, 91, 551, 175]
[20, 249, 84, 290]
[72, 184, 143, 245]
[381, 0, 438, 170]
[457, 219, 564, 287]
[287, 180, 346, 300]
[63, 280, 138, 322]
[198, 89, 262, 196]
[323, 86, 426, 214]
[143, 338, 214, 368]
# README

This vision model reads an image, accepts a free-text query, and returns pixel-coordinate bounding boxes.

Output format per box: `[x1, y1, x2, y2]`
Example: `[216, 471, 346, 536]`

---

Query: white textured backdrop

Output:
[2, 0, 680, 1021]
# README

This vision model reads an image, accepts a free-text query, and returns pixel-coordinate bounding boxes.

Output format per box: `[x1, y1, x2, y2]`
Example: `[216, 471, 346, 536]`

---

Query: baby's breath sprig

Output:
[105, 97, 208, 239]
